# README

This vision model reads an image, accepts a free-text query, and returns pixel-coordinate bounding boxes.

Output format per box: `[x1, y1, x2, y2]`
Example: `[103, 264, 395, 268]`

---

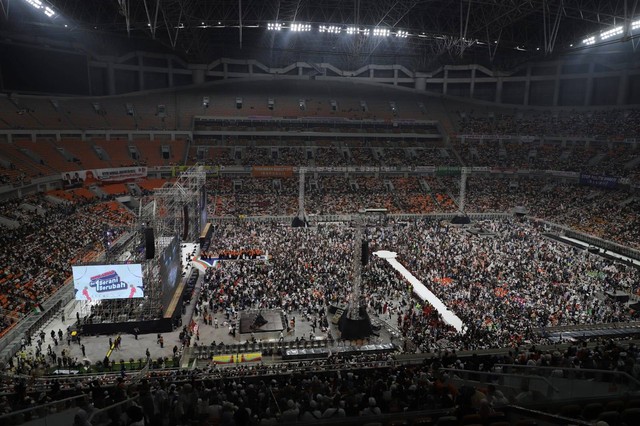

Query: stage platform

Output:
[239, 310, 285, 335]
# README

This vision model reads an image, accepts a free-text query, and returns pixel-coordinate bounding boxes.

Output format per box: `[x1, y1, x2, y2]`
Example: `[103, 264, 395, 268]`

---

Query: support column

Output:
[190, 65, 207, 85]
[167, 58, 174, 87]
[415, 76, 426, 91]
[523, 66, 531, 106]
[443, 69, 449, 95]
[469, 68, 476, 98]
[552, 64, 561, 106]
[107, 62, 116, 95]
[495, 78, 503, 103]
[584, 63, 595, 106]
[617, 71, 629, 106]
[138, 55, 144, 91]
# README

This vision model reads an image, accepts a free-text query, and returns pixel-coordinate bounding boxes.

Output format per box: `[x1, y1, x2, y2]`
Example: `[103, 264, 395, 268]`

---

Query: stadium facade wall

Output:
[2, 38, 640, 107]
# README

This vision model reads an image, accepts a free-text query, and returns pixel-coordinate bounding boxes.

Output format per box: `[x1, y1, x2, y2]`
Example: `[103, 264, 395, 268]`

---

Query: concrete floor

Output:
[19, 256, 404, 372]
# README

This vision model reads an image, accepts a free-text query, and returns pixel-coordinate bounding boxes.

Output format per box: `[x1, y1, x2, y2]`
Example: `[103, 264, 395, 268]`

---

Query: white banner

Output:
[61, 167, 147, 188]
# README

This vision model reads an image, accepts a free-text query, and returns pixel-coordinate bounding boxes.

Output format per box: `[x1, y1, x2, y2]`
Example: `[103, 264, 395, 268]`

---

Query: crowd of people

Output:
[457, 109, 640, 139]
[206, 174, 639, 250]
[195, 218, 640, 353]
[0, 194, 133, 335]
[5, 336, 640, 424]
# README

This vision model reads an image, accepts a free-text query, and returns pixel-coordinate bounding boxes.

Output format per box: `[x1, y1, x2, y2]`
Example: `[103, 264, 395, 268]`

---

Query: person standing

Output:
[81, 344, 86, 357]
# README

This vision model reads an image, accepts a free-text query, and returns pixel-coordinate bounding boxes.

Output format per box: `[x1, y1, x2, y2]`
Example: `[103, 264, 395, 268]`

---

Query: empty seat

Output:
[559, 404, 581, 419]
[582, 402, 604, 421]
[605, 400, 625, 413]
[435, 416, 457, 426]
[622, 407, 640, 424]
[597, 410, 621, 426]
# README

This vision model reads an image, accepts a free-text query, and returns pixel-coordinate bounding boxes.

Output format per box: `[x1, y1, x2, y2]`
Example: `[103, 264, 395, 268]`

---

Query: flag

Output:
[33, 304, 42, 314]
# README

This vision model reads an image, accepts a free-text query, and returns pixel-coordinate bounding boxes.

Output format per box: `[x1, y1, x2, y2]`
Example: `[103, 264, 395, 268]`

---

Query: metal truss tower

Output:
[132, 164, 206, 319]
[152, 165, 207, 242]
[339, 213, 373, 339]
[292, 167, 308, 227]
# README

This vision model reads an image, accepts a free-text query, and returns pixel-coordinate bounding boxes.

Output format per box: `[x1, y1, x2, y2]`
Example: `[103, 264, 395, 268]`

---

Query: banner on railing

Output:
[171, 165, 219, 177]
[436, 166, 461, 176]
[579, 173, 619, 189]
[251, 166, 294, 178]
[61, 167, 147, 188]
[212, 352, 262, 364]
[459, 134, 512, 140]
[545, 170, 580, 178]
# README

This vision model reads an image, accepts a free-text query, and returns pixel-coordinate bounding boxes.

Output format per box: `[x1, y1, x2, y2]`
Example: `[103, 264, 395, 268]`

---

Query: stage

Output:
[239, 310, 285, 339]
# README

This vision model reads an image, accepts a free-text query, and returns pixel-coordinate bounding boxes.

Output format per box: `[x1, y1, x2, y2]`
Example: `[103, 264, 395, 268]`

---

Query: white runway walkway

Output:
[374, 250, 465, 333]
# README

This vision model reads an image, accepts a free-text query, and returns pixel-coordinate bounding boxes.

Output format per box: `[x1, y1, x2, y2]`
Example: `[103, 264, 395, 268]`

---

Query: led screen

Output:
[160, 236, 181, 310]
[73, 264, 144, 301]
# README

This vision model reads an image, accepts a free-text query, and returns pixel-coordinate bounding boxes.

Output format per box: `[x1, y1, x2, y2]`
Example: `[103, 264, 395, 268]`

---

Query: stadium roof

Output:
[2, 0, 639, 68]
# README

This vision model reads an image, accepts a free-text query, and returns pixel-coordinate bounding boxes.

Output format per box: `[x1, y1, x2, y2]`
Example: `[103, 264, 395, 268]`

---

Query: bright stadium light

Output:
[291, 23, 311, 32]
[267, 22, 282, 31]
[583, 36, 596, 45]
[600, 26, 623, 40]
[24, 0, 56, 17]
[346, 26, 358, 35]
[319, 25, 341, 34]
[362, 28, 370, 36]
[373, 27, 390, 37]
[396, 30, 409, 38]
[632, 19, 640, 31]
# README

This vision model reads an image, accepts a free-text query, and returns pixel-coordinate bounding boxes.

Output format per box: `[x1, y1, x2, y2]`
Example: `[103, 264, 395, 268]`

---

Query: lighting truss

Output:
[582, 36, 596, 45]
[600, 26, 623, 40]
[291, 23, 312, 32]
[396, 30, 409, 38]
[346, 26, 358, 35]
[267, 22, 282, 31]
[373, 27, 390, 37]
[23, 0, 55, 17]
[319, 25, 341, 34]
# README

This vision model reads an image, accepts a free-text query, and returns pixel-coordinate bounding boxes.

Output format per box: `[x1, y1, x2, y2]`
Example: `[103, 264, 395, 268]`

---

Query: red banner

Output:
[251, 166, 293, 178]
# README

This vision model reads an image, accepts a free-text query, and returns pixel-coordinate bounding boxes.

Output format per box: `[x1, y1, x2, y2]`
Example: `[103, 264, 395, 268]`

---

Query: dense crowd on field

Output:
[199, 219, 640, 353]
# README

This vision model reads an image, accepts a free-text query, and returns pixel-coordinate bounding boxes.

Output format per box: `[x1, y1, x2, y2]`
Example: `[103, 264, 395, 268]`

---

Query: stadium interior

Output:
[0, 1, 640, 425]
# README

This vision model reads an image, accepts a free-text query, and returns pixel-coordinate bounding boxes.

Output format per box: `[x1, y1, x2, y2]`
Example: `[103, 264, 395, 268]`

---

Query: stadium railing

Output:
[0, 394, 87, 426]
[533, 217, 640, 261]
[496, 364, 640, 399]
[0, 281, 74, 362]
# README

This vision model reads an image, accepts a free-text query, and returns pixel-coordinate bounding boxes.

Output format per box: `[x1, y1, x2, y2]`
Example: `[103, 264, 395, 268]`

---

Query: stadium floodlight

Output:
[267, 22, 282, 31]
[632, 19, 640, 31]
[362, 28, 370, 36]
[396, 30, 409, 38]
[583, 36, 596, 45]
[600, 26, 623, 40]
[373, 27, 390, 37]
[291, 23, 312, 32]
[319, 25, 341, 34]
[346, 26, 358, 35]
[24, 0, 56, 17]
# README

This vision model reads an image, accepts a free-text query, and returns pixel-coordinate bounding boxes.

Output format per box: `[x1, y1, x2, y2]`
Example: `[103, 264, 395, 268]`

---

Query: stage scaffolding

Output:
[78, 165, 207, 327]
